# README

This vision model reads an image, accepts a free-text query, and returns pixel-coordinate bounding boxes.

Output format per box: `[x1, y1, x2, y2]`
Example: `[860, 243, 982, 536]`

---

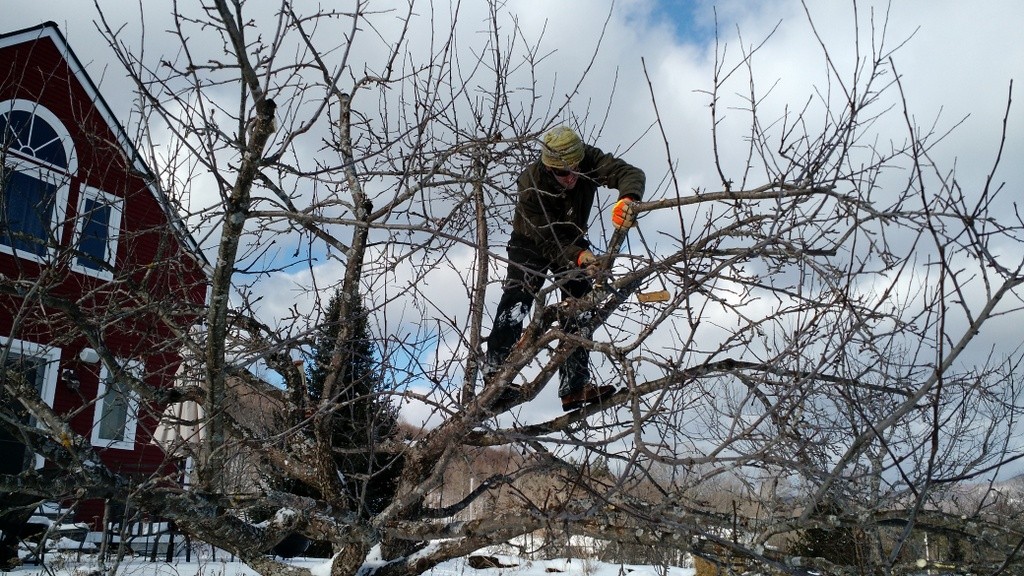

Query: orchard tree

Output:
[1, 1, 1022, 576]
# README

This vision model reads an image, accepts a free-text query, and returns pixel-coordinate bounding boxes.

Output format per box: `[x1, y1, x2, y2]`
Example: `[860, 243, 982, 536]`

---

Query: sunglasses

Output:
[549, 165, 579, 178]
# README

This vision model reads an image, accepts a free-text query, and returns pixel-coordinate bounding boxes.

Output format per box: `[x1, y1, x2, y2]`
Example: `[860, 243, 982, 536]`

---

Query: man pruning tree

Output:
[484, 126, 645, 411]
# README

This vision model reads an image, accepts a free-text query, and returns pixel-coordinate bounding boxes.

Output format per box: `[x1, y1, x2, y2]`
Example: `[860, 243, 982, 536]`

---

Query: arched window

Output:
[0, 100, 76, 260]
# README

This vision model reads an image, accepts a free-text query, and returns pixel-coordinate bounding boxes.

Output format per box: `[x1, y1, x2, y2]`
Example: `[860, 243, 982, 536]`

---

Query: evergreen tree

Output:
[307, 291, 401, 519]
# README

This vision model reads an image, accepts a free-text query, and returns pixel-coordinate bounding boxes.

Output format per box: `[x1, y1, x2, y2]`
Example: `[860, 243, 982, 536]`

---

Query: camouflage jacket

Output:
[510, 144, 645, 267]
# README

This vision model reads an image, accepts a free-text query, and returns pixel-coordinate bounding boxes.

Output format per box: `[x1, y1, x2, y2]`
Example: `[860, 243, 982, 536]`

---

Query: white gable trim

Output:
[0, 25, 144, 174]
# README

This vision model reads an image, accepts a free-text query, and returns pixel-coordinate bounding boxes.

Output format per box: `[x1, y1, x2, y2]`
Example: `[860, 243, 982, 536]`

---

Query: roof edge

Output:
[0, 22, 61, 45]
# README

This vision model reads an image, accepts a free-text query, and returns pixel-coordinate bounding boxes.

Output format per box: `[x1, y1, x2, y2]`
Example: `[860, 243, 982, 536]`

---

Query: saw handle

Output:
[599, 224, 630, 273]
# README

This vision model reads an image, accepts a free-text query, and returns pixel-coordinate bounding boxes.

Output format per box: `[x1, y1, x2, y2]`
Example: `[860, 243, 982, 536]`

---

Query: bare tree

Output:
[3, 1, 1023, 575]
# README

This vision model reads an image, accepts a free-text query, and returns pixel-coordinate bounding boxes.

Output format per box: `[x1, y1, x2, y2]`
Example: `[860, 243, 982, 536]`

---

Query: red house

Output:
[0, 22, 208, 533]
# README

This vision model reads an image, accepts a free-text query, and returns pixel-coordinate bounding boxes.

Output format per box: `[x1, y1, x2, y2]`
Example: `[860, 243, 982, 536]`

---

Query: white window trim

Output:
[0, 335, 61, 470]
[0, 99, 78, 174]
[0, 156, 71, 263]
[91, 359, 143, 451]
[70, 185, 122, 279]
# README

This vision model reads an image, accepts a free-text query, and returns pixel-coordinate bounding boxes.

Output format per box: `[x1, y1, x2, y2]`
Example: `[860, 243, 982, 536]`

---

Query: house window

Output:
[0, 337, 60, 473]
[0, 162, 66, 257]
[72, 186, 122, 277]
[1, 101, 75, 262]
[92, 359, 143, 450]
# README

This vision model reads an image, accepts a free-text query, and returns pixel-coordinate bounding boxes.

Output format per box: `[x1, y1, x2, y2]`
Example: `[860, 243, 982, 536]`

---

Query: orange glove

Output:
[576, 249, 600, 277]
[611, 197, 636, 229]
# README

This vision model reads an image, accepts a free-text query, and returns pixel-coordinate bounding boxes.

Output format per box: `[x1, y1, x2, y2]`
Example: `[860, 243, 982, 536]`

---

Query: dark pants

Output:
[486, 244, 593, 398]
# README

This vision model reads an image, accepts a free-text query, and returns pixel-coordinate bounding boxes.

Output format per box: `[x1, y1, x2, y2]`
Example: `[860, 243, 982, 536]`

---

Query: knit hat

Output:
[540, 126, 584, 168]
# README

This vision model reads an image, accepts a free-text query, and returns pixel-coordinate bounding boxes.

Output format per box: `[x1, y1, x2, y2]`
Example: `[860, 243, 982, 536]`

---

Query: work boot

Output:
[560, 383, 616, 411]
[495, 383, 522, 405]
[475, 383, 523, 412]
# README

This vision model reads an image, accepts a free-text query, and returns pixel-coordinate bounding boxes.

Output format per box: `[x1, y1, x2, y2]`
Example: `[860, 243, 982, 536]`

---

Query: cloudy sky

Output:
[5, 1, 1023, 429]
[9, 0, 1020, 188]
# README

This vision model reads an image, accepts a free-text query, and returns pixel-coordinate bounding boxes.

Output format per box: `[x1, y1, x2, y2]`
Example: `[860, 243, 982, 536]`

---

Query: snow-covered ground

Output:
[7, 553, 696, 576]
[7, 513, 695, 576]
